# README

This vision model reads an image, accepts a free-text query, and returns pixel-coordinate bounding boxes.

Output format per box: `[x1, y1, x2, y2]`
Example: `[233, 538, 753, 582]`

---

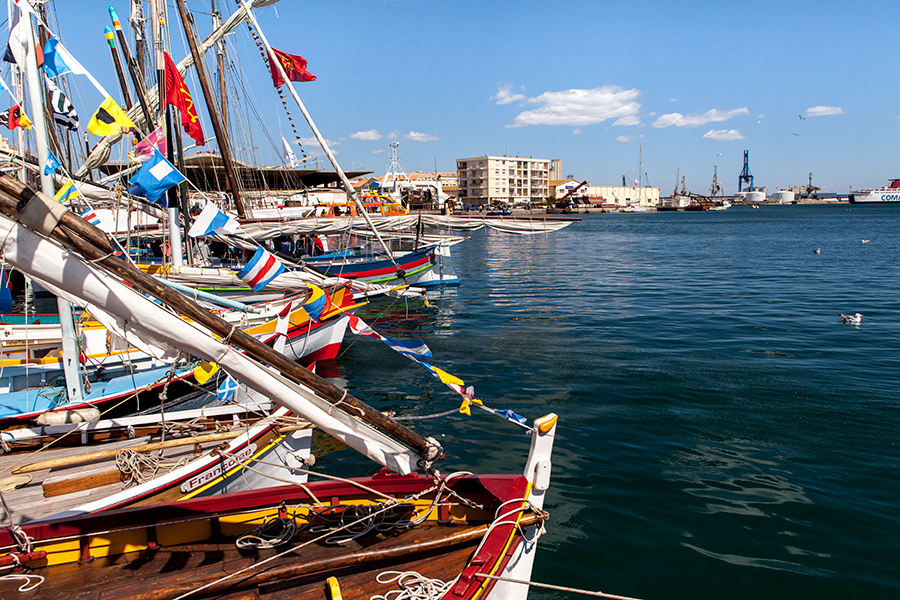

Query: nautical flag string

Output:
[301, 283, 327, 322]
[187, 200, 239, 237]
[345, 314, 528, 427]
[79, 207, 101, 226]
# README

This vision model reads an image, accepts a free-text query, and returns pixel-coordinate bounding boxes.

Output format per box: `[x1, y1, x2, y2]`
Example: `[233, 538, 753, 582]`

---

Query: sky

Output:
[10, 0, 900, 195]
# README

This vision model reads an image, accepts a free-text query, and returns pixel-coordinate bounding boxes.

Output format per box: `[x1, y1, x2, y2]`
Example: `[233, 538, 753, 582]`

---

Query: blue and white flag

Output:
[347, 314, 432, 359]
[42, 37, 88, 79]
[79, 207, 101, 226]
[127, 149, 185, 205]
[44, 149, 61, 175]
[188, 200, 239, 237]
[216, 374, 239, 402]
[237, 246, 286, 292]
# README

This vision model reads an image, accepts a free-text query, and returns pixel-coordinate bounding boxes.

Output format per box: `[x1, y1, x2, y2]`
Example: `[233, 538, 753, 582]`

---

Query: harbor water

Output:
[326, 204, 900, 600]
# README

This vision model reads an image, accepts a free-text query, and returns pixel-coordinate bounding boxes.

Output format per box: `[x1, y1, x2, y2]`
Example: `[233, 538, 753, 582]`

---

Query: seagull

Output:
[793, 133, 800, 136]
[799, 114, 806, 120]
[840, 313, 863, 325]
[862, 239, 870, 243]
[813, 247, 821, 254]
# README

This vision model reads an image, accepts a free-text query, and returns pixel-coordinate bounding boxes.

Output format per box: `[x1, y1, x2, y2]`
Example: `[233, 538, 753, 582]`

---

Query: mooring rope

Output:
[473, 573, 644, 600]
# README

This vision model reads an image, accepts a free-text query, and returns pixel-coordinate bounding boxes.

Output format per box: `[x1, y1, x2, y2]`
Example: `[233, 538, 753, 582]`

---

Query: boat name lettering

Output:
[180, 444, 257, 493]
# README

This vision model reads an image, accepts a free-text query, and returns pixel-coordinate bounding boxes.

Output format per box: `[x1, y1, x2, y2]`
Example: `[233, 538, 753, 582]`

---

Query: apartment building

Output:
[456, 155, 551, 205]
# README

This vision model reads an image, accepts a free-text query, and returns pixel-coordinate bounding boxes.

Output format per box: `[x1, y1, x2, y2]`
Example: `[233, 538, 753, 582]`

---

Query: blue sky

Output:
[14, 0, 900, 194]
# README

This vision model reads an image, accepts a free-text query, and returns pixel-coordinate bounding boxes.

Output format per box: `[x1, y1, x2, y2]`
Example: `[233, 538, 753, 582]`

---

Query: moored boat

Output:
[849, 179, 900, 203]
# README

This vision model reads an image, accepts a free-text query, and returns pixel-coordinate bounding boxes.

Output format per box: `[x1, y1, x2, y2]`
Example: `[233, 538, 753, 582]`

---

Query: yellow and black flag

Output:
[87, 96, 134, 137]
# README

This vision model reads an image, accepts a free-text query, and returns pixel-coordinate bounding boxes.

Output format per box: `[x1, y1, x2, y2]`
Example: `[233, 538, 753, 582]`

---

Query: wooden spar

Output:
[12, 430, 245, 474]
[104, 27, 133, 109]
[0, 175, 441, 464]
[237, 0, 399, 264]
[212, 0, 227, 132]
[109, 6, 153, 129]
[174, 0, 247, 218]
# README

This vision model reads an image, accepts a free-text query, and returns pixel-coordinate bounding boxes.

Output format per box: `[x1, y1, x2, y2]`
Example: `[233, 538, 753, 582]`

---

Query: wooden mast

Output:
[104, 27, 133, 109]
[108, 6, 153, 129]
[174, 0, 246, 218]
[0, 174, 441, 463]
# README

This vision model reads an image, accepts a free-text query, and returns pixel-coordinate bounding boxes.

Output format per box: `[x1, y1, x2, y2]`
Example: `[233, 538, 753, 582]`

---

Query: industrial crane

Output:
[738, 150, 753, 192]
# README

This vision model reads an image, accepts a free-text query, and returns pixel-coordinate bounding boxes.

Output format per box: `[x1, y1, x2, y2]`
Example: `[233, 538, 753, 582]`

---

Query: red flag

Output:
[3, 103, 31, 130]
[268, 47, 316, 87]
[163, 52, 204, 146]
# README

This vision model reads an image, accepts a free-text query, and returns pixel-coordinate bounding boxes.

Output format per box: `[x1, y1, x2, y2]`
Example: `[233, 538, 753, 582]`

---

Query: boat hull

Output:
[849, 189, 900, 203]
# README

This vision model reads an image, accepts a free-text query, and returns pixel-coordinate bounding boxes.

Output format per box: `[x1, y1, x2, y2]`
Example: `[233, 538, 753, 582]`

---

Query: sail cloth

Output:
[268, 47, 316, 87]
[164, 52, 204, 146]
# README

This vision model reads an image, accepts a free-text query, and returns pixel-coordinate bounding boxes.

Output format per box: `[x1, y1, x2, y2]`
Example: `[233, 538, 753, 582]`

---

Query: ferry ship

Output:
[849, 179, 900, 203]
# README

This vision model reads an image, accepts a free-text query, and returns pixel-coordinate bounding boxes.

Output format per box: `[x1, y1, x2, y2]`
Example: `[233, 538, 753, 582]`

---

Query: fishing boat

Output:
[849, 179, 900, 203]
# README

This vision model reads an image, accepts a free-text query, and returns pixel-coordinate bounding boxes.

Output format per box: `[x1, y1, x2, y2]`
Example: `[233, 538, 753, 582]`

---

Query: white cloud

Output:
[613, 114, 642, 127]
[404, 131, 440, 142]
[702, 129, 745, 141]
[299, 136, 340, 147]
[492, 84, 526, 105]
[507, 85, 641, 128]
[572, 128, 582, 135]
[349, 129, 382, 141]
[371, 148, 385, 154]
[652, 107, 749, 129]
[387, 131, 400, 140]
[615, 135, 636, 143]
[805, 105, 844, 117]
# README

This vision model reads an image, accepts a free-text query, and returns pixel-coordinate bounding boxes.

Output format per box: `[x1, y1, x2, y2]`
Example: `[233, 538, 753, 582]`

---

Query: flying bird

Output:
[799, 114, 806, 120]
[840, 313, 863, 325]
[793, 133, 800, 136]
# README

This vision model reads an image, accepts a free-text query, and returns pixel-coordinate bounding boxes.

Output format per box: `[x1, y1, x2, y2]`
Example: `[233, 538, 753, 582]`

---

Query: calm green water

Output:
[329, 204, 900, 600]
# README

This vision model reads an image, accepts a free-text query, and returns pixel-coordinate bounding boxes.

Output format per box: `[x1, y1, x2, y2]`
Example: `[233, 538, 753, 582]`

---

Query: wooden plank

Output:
[42, 469, 122, 497]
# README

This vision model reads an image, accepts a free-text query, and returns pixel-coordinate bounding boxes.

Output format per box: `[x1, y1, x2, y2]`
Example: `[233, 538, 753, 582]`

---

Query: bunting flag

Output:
[42, 36, 88, 79]
[187, 201, 239, 237]
[79, 207, 101, 226]
[237, 246, 285, 292]
[346, 313, 528, 427]
[163, 52, 204, 146]
[347, 314, 432, 360]
[54, 180, 81, 203]
[126, 149, 185, 205]
[130, 120, 166, 162]
[4, 2, 29, 68]
[268, 47, 316, 87]
[301, 284, 327, 322]
[216, 374, 239, 402]
[87, 96, 134, 137]
[44, 75, 79, 130]
[1, 104, 32, 130]
[282, 136, 299, 167]
[44, 149, 61, 175]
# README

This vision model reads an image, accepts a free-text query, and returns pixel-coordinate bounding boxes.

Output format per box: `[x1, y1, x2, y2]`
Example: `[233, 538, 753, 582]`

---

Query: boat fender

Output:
[36, 407, 101, 426]
[326, 576, 343, 600]
[532, 458, 552, 491]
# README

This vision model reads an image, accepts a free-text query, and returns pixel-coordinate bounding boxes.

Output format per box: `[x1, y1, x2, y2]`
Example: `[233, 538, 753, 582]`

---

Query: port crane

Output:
[738, 150, 753, 192]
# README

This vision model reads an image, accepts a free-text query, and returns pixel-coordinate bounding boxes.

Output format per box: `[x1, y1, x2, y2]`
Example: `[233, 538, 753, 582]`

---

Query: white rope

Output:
[370, 570, 454, 600]
[473, 573, 644, 600]
[235, 515, 296, 549]
[0, 573, 45, 592]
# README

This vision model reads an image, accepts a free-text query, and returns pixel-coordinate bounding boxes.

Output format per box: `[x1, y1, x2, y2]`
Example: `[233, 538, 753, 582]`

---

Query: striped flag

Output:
[79, 207, 101, 226]
[237, 246, 285, 292]
[347, 314, 432, 359]
[44, 75, 79, 130]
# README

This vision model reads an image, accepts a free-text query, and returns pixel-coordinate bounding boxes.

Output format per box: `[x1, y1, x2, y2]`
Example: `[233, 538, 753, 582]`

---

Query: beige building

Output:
[457, 155, 551, 205]
[550, 179, 660, 208]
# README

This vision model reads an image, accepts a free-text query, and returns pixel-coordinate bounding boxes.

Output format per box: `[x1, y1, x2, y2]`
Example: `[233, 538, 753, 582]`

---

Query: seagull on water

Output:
[813, 247, 821, 254]
[862, 239, 870, 243]
[840, 313, 863, 325]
